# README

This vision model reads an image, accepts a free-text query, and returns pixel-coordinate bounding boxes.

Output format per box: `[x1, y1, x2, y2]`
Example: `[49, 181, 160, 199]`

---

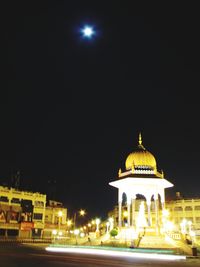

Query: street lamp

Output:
[74, 229, 80, 245]
[73, 209, 86, 229]
[95, 218, 100, 232]
[52, 229, 57, 242]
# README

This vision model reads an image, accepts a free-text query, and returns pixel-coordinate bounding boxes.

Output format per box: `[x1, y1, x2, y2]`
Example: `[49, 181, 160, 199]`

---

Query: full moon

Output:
[81, 26, 95, 38]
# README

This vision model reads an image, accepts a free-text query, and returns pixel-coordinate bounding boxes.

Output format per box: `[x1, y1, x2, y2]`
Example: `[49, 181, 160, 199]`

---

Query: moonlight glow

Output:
[81, 26, 95, 38]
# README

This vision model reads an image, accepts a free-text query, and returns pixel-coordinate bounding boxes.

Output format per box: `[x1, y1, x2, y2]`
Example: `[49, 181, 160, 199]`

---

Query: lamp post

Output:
[95, 218, 100, 232]
[74, 229, 80, 245]
[73, 209, 86, 230]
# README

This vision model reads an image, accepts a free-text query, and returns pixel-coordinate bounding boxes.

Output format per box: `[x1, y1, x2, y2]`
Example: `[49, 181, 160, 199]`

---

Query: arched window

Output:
[194, 206, 200, 211]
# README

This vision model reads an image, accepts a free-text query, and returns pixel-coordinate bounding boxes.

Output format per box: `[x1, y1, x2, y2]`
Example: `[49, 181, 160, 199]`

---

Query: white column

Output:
[131, 197, 136, 227]
[118, 190, 123, 228]
[146, 198, 151, 226]
[160, 189, 165, 210]
[127, 198, 131, 227]
[154, 193, 159, 233]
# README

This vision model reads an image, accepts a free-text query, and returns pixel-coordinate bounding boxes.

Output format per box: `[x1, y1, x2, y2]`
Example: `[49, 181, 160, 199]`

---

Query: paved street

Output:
[0, 243, 200, 267]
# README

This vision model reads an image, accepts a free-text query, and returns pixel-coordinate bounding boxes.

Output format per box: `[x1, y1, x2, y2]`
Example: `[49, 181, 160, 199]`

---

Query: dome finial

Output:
[139, 132, 142, 145]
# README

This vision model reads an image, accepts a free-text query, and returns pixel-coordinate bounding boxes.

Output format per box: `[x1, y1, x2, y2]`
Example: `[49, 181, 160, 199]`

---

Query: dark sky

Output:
[2, 1, 200, 219]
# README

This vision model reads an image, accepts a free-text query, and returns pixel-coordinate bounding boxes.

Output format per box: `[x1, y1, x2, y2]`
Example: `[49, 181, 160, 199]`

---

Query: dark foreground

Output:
[0, 243, 200, 267]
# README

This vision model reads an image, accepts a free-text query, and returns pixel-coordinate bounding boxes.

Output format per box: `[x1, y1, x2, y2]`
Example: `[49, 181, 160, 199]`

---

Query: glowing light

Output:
[123, 211, 128, 217]
[136, 201, 147, 229]
[46, 247, 186, 261]
[79, 209, 86, 216]
[190, 231, 195, 237]
[81, 26, 95, 38]
[80, 233, 85, 238]
[58, 211, 63, 217]
[52, 230, 57, 235]
[95, 218, 100, 225]
[74, 229, 80, 236]
[162, 209, 169, 217]
[67, 220, 72, 226]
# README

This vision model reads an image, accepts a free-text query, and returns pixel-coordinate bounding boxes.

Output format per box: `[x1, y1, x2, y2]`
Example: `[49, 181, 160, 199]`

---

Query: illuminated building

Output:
[0, 186, 68, 239]
[109, 134, 173, 233]
[109, 134, 200, 239]
[0, 186, 46, 238]
[43, 200, 67, 238]
[109, 133, 174, 235]
[165, 192, 200, 232]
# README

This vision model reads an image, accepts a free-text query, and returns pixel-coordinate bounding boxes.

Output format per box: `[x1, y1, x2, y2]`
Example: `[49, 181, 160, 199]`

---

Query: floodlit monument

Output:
[109, 134, 174, 234]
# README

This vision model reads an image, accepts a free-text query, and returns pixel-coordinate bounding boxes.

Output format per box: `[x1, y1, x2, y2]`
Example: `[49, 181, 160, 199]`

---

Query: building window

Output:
[185, 206, 193, 211]
[33, 213, 43, 220]
[195, 217, 200, 223]
[11, 198, 21, 204]
[186, 217, 193, 222]
[34, 201, 44, 207]
[194, 206, 200, 211]
[174, 206, 183, 211]
[0, 196, 9, 202]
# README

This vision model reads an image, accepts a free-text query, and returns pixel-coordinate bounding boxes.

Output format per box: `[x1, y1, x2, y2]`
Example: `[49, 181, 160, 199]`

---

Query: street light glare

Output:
[79, 209, 86, 216]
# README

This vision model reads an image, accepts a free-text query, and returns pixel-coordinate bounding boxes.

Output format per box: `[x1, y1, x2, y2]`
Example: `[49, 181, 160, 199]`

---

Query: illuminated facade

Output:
[109, 134, 173, 232]
[0, 186, 68, 239]
[0, 186, 46, 238]
[165, 192, 200, 231]
[43, 200, 67, 238]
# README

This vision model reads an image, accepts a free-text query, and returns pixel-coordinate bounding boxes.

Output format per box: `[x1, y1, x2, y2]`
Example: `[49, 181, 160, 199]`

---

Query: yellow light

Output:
[58, 211, 63, 217]
[88, 223, 91, 227]
[190, 231, 195, 237]
[95, 218, 100, 225]
[162, 209, 169, 217]
[67, 220, 72, 226]
[91, 220, 95, 225]
[52, 229, 57, 235]
[123, 211, 128, 217]
[74, 229, 80, 235]
[79, 209, 86, 216]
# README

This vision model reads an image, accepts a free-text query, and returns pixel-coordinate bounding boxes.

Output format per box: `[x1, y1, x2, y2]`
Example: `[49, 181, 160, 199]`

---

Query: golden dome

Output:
[125, 133, 157, 171]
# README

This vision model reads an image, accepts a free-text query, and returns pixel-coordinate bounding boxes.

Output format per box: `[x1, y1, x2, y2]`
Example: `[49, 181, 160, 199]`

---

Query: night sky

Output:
[2, 1, 200, 219]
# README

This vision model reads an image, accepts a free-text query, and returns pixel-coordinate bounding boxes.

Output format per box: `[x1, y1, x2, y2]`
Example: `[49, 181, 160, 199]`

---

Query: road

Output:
[0, 243, 200, 267]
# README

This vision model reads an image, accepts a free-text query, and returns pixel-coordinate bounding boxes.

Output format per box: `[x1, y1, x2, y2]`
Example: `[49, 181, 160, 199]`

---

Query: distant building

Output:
[109, 133, 173, 234]
[108, 135, 200, 237]
[0, 186, 46, 238]
[43, 200, 67, 238]
[165, 192, 200, 231]
[0, 186, 68, 239]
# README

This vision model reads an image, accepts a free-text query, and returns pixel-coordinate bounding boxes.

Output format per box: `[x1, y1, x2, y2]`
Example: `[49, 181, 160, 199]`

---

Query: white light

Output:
[52, 230, 57, 235]
[74, 229, 80, 236]
[46, 247, 186, 261]
[82, 26, 94, 38]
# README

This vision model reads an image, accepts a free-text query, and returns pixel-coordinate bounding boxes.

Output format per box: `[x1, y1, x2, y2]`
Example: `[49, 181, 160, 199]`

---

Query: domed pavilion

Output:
[109, 133, 173, 231]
